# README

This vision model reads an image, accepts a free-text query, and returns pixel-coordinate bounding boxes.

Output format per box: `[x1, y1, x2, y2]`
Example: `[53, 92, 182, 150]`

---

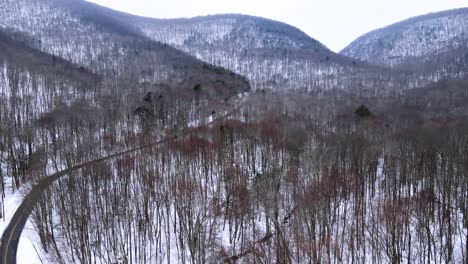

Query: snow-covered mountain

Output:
[118, 12, 468, 92]
[123, 14, 395, 91]
[0, 0, 250, 96]
[342, 8, 468, 78]
[2, 0, 466, 94]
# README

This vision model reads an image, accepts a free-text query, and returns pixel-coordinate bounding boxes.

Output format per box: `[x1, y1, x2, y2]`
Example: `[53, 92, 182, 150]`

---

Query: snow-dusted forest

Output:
[28, 89, 468, 263]
[342, 8, 468, 67]
[0, 0, 467, 263]
[132, 13, 468, 91]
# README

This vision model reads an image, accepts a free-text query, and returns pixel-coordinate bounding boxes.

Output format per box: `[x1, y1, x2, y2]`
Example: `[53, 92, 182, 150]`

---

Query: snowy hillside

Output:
[137, 14, 327, 50]
[0, 0, 250, 96]
[342, 8, 468, 68]
[116, 12, 468, 92]
[126, 14, 390, 91]
[2, 0, 465, 93]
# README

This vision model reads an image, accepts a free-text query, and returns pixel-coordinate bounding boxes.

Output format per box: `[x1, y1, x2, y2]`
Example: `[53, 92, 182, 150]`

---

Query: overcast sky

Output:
[86, 0, 467, 52]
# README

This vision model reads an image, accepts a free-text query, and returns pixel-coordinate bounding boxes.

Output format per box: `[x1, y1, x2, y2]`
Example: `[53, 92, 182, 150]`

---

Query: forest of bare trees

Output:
[1, 40, 466, 263]
[15, 83, 466, 263]
[0, 1, 467, 263]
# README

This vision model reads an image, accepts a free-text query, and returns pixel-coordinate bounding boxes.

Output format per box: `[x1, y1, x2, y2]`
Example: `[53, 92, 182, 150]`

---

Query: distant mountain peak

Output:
[133, 13, 329, 52]
[341, 7, 468, 67]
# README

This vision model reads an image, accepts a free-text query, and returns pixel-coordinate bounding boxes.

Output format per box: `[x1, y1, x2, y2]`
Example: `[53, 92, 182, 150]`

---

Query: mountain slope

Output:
[122, 13, 390, 91]
[0, 0, 250, 96]
[120, 13, 459, 92]
[0, 28, 100, 187]
[0, 29, 98, 85]
[0, 28, 98, 116]
[341, 8, 468, 72]
[136, 14, 329, 51]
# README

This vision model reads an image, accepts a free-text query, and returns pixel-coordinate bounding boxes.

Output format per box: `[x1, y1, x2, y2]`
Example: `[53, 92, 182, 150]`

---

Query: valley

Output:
[0, 1, 466, 263]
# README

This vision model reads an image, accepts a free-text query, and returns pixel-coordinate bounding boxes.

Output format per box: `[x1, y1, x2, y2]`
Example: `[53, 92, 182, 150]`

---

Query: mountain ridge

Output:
[119, 12, 397, 91]
[341, 7, 468, 67]
[2, 0, 467, 93]
[0, 0, 250, 96]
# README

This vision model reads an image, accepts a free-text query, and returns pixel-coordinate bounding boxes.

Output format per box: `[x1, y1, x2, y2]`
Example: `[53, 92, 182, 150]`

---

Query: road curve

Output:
[0, 138, 168, 264]
[0, 97, 246, 264]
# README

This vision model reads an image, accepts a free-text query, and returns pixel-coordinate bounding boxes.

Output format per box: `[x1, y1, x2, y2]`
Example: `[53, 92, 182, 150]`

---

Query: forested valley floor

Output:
[1, 67, 467, 263]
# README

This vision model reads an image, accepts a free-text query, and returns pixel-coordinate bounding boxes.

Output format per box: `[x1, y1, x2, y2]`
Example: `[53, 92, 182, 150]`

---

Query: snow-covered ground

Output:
[1, 176, 41, 264]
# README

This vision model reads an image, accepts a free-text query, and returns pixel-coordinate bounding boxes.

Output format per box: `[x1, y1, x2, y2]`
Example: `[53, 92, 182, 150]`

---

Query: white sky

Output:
[86, 0, 467, 52]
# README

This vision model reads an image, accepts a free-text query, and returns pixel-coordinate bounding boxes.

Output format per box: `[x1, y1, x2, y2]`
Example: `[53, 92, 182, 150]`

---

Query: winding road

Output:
[0, 96, 246, 264]
[0, 141, 165, 264]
